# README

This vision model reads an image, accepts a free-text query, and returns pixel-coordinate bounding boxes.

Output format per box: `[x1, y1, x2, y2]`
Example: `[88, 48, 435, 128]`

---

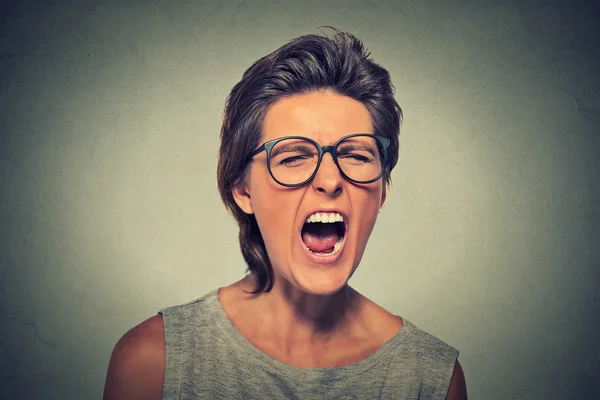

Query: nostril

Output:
[316, 185, 342, 195]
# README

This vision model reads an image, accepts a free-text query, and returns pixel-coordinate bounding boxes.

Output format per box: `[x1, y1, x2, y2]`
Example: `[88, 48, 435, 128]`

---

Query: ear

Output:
[232, 180, 254, 215]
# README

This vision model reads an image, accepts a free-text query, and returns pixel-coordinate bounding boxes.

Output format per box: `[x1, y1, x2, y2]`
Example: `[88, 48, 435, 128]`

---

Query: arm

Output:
[103, 314, 166, 400]
[446, 359, 468, 400]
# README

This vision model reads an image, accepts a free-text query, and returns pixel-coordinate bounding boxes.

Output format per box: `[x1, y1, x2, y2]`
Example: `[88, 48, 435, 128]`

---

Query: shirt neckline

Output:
[207, 287, 412, 383]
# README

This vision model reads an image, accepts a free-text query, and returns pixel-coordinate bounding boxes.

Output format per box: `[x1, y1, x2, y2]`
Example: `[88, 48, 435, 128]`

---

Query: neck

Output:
[239, 274, 364, 353]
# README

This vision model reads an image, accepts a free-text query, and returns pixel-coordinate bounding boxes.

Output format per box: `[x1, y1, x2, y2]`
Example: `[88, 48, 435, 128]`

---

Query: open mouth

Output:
[301, 215, 346, 257]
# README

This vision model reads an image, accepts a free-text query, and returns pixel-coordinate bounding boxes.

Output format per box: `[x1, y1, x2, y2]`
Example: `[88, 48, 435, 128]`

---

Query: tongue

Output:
[301, 223, 339, 253]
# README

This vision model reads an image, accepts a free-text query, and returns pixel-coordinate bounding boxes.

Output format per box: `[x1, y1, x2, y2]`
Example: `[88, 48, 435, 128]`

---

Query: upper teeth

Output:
[306, 212, 344, 223]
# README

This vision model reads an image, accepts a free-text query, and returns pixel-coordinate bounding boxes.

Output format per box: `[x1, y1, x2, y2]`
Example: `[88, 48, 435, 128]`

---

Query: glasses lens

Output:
[269, 138, 319, 185]
[336, 135, 384, 183]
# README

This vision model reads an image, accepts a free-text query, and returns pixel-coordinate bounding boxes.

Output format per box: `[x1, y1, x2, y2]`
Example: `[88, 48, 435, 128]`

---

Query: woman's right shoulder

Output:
[103, 314, 165, 400]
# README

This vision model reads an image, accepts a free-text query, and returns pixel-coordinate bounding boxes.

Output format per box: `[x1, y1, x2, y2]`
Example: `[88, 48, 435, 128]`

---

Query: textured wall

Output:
[1, 0, 598, 398]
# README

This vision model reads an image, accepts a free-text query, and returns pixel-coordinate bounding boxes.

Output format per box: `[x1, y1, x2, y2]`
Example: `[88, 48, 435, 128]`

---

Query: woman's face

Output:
[233, 90, 386, 295]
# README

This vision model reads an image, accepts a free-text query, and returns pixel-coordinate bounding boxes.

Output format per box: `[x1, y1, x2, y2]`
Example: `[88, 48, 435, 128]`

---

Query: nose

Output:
[311, 150, 343, 196]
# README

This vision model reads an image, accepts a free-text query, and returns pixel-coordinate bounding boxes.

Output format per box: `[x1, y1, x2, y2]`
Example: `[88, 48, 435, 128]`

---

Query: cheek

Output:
[252, 184, 289, 224]
[358, 206, 378, 233]
[254, 204, 297, 269]
[354, 188, 383, 237]
[249, 169, 281, 217]
[250, 185, 298, 252]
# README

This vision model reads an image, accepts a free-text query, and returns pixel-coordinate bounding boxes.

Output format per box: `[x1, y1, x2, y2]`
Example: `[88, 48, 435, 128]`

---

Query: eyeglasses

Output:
[247, 133, 390, 187]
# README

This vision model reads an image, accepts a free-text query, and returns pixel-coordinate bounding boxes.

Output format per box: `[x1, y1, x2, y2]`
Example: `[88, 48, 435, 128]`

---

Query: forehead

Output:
[262, 90, 373, 143]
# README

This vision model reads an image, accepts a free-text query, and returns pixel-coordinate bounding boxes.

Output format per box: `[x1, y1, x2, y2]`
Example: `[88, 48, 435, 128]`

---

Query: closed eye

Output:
[278, 155, 312, 166]
[340, 153, 373, 163]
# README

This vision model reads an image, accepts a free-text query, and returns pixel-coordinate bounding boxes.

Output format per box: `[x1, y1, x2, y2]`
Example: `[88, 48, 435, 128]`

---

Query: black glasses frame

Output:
[247, 133, 390, 187]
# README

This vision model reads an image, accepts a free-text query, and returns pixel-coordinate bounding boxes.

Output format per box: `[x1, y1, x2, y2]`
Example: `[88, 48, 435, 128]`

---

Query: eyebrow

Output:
[337, 143, 377, 156]
[271, 143, 316, 158]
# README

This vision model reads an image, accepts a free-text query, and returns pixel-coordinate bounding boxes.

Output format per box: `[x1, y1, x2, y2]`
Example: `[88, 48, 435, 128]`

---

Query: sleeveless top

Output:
[159, 288, 459, 399]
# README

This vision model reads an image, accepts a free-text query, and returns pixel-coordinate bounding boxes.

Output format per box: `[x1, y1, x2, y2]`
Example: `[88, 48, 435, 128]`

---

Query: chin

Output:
[298, 281, 347, 296]
[286, 257, 355, 297]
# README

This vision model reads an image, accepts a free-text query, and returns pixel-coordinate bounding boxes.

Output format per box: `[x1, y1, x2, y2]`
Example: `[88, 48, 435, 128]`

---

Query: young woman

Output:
[104, 28, 467, 399]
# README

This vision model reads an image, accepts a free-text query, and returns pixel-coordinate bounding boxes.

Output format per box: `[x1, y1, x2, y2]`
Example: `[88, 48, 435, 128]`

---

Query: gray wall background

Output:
[1, 0, 598, 398]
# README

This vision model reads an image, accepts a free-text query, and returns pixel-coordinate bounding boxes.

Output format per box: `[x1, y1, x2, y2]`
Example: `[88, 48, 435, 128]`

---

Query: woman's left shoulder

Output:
[398, 319, 465, 398]
[446, 359, 468, 400]
[401, 319, 458, 355]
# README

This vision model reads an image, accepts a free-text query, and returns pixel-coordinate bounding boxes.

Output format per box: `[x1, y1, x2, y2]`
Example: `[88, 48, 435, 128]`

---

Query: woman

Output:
[104, 28, 467, 399]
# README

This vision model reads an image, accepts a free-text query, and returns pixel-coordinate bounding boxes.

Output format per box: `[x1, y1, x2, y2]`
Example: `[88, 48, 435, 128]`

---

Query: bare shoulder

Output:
[446, 359, 468, 400]
[103, 314, 166, 400]
[354, 290, 403, 338]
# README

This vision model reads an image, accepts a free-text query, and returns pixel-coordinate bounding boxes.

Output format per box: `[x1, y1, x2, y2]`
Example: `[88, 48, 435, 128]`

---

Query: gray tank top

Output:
[159, 288, 458, 399]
